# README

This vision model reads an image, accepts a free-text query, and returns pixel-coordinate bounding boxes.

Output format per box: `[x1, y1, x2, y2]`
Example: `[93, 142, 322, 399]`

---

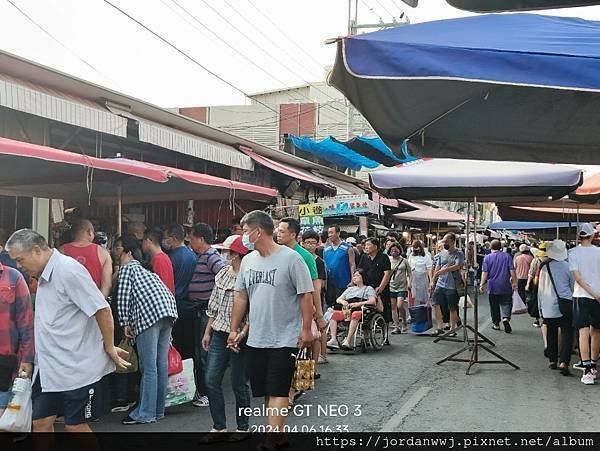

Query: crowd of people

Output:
[2, 212, 600, 441]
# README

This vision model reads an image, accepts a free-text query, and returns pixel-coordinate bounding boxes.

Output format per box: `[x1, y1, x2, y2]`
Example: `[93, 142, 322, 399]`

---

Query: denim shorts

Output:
[432, 287, 460, 310]
[390, 291, 408, 300]
[0, 390, 11, 409]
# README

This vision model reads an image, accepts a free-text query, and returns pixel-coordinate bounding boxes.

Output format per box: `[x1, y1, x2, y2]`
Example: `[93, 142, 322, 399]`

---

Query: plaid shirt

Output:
[0, 262, 34, 365]
[117, 260, 178, 337]
[207, 266, 245, 333]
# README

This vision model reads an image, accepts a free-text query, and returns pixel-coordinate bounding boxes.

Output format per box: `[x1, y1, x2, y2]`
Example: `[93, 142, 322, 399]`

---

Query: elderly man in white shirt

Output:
[6, 229, 129, 432]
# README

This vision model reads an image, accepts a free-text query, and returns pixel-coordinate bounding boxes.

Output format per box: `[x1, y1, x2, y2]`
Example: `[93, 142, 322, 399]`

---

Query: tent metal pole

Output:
[576, 205, 580, 245]
[117, 185, 122, 237]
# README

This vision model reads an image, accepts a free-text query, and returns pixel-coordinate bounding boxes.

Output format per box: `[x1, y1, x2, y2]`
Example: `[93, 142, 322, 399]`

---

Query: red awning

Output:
[238, 146, 334, 189]
[393, 205, 466, 223]
[0, 136, 277, 202]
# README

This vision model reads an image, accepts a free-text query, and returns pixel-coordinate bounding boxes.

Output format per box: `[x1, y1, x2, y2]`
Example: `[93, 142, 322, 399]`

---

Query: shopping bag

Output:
[167, 344, 183, 376]
[291, 348, 315, 391]
[116, 338, 138, 374]
[0, 377, 32, 432]
[165, 358, 196, 408]
[512, 290, 528, 315]
[459, 294, 474, 309]
[409, 305, 432, 334]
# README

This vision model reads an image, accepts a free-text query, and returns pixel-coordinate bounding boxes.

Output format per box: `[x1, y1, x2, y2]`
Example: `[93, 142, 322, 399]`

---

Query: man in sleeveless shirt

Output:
[61, 219, 113, 298]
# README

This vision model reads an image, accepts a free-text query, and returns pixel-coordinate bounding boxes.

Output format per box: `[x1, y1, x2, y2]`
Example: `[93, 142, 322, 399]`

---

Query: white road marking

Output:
[379, 386, 432, 432]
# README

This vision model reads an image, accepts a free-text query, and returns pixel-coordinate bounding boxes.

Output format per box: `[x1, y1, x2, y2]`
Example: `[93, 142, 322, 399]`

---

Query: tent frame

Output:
[435, 197, 519, 374]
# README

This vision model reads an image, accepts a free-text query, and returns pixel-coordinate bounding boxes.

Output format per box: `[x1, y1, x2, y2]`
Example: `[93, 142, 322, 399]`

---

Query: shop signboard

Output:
[320, 195, 379, 217]
[298, 203, 324, 234]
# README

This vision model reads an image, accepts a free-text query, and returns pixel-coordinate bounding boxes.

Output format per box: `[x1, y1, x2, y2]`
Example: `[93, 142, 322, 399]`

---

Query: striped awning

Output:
[0, 73, 127, 136]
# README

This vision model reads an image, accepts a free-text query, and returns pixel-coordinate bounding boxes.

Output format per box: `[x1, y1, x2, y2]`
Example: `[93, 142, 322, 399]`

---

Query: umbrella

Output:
[489, 220, 579, 230]
[393, 205, 466, 223]
[329, 14, 600, 164]
[369, 158, 583, 201]
[571, 172, 600, 202]
[447, 0, 600, 12]
[497, 200, 600, 222]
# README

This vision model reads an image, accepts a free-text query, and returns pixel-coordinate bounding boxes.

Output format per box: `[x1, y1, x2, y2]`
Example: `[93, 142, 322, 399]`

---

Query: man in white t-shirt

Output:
[568, 223, 600, 385]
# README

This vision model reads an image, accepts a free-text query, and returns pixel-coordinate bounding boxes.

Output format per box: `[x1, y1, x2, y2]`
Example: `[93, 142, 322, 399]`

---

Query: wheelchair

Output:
[327, 305, 388, 353]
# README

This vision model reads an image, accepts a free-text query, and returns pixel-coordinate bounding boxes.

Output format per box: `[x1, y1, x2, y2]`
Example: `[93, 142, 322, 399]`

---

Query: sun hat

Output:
[536, 242, 547, 258]
[546, 240, 568, 262]
[519, 244, 529, 253]
[578, 223, 596, 238]
[212, 235, 250, 255]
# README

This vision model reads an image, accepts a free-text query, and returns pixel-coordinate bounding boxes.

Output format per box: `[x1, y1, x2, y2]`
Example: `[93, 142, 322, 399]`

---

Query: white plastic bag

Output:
[0, 377, 32, 432]
[512, 290, 528, 314]
[165, 358, 196, 408]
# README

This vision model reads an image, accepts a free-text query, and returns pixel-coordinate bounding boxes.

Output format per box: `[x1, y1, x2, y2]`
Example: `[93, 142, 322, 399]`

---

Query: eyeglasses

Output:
[303, 241, 318, 246]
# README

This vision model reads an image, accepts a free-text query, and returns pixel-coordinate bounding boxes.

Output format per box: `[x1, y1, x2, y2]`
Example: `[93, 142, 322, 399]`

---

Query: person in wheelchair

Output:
[326, 269, 377, 350]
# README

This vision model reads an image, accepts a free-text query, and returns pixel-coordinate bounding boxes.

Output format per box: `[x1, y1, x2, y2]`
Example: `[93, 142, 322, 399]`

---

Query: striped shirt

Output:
[0, 262, 34, 366]
[187, 248, 227, 307]
[117, 260, 178, 337]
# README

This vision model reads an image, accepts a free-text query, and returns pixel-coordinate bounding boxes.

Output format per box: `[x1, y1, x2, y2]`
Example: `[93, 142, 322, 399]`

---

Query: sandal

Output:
[430, 329, 444, 337]
[447, 331, 457, 338]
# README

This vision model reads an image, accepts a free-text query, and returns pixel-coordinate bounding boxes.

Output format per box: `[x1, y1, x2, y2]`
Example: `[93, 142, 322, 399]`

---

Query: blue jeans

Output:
[193, 309, 209, 396]
[488, 294, 513, 325]
[205, 330, 250, 431]
[130, 317, 173, 423]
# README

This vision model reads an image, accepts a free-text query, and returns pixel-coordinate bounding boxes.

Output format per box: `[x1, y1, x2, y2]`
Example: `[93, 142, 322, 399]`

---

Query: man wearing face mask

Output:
[430, 233, 465, 337]
[230, 211, 313, 445]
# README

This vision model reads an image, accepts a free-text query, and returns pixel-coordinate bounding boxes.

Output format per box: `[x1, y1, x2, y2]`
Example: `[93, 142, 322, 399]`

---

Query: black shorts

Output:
[244, 346, 296, 398]
[572, 297, 600, 329]
[32, 374, 109, 425]
[432, 287, 460, 311]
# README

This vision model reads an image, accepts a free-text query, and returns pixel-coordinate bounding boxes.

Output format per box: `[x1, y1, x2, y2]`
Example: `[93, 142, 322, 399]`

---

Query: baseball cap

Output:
[519, 244, 529, 253]
[346, 237, 357, 245]
[212, 235, 250, 255]
[578, 223, 596, 238]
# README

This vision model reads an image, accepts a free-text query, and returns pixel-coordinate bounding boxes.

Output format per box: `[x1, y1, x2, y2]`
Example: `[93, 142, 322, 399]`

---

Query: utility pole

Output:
[345, 0, 407, 175]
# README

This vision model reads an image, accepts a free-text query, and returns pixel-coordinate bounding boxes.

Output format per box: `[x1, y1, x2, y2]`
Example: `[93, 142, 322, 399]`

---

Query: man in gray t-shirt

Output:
[235, 245, 314, 348]
[229, 211, 313, 438]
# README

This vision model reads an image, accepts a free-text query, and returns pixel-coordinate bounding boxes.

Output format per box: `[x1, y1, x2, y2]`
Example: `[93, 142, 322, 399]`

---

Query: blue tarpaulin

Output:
[489, 221, 580, 231]
[290, 135, 415, 170]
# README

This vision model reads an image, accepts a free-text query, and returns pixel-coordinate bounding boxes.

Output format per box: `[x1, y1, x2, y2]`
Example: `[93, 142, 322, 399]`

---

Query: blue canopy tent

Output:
[289, 135, 416, 170]
[489, 221, 580, 230]
[329, 14, 600, 164]
[447, 1, 600, 12]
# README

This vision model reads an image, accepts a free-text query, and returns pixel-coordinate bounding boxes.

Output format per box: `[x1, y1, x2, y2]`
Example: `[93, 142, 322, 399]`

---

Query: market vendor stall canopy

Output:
[0, 136, 277, 203]
[393, 205, 466, 223]
[329, 14, 600, 164]
[446, 0, 600, 12]
[489, 220, 580, 230]
[497, 199, 600, 222]
[369, 158, 583, 201]
[571, 172, 600, 203]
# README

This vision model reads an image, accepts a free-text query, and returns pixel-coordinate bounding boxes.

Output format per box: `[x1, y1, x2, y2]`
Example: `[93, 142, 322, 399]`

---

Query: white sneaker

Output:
[326, 339, 339, 349]
[581, 372, 595, 385]
[318, 354, 329, 364]
[193, 394, 210, 407]
[591, 368, 598, 379]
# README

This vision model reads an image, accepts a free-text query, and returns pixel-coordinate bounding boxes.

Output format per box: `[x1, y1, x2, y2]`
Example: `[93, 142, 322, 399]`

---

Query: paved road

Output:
[91, 294, 594, 433]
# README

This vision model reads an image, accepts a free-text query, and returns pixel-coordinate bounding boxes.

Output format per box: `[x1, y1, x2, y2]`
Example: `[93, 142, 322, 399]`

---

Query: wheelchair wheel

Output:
[369, 313, 387, 351]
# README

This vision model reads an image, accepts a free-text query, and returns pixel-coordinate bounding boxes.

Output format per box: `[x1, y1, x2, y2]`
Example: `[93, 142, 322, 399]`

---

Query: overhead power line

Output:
[5, 0, 113, 83]
[360, 0, 384, 22]
[374, 0, 396, 18]
[163, 0, 292, 92]
[103, 0, 281, 116]
[172, 0, 347, 123]
[246, 0, 328, 71]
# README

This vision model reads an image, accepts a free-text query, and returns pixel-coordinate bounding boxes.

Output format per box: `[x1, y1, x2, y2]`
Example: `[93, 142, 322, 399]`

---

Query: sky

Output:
[1, 0, 600, 109]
